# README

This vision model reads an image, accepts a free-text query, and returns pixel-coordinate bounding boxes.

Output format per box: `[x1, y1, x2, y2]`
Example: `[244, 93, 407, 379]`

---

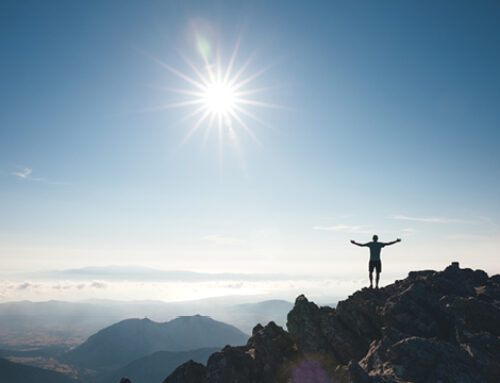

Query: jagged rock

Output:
[347, 361, 371, 383]
[202, 322, 300, 383]
[360, 334, 481, 382]
[245, 321, 297, 381]
[163, 360, 207, 383]
[287, 292, 381, 364]
[163, 264, 500, 383]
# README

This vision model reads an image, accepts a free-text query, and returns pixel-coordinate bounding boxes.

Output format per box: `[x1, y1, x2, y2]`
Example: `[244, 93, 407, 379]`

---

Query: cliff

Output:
[162, 263, 500, 382]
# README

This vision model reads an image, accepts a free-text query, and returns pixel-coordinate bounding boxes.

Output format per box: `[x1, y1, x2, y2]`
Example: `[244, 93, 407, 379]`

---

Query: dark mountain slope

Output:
[0, 357, 81, 383]
[163, 263, 500, 383]
[97, 348, 218, 383]
[65, 315, 247, 372]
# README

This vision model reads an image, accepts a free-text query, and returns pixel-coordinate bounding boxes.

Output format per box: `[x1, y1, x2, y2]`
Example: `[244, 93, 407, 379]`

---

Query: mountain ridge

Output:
[161, 263, 500, 383]
[96, 347, 219, 383]
[64, 315, 248, 372]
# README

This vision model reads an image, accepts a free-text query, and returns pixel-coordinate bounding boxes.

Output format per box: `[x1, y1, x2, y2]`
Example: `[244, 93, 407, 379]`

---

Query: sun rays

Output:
[143, 36, 279, 149]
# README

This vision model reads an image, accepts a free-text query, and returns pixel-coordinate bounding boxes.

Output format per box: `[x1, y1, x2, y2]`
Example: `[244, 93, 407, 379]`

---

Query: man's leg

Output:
[369, 271, 373, 288]
[375, 261, 382, 289]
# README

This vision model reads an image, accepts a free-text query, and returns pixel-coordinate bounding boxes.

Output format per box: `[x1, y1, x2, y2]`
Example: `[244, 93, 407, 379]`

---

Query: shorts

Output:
[369, 260, 381, 273]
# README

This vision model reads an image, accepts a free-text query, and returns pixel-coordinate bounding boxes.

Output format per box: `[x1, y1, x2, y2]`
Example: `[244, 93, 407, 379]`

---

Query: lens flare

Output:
[291, 360, 333, 383]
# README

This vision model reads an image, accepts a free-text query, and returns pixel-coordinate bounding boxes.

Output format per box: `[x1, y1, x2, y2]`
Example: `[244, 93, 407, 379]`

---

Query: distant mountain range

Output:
[96, 348, 219, 383]
[64, 315, 248, 372]
[0, 299, 293, 383]
[0, 357, 81, 383]
[0, 298, 293, 349]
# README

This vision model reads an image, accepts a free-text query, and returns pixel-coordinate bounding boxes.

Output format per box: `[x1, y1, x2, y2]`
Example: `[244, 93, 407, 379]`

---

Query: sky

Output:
[1, 0, 499, 302]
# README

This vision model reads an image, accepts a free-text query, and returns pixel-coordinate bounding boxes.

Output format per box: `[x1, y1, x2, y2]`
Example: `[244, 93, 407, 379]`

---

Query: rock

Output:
[162, 263, 500, 382]
[449, 296, 500, 336]
[347, 361, 371, 383]
[202, 321, 300, 383]
[287, 294, 372, 364]
[119, 378, 131, 383]
[361, 335, 481, 382]
[252, 323, 264, 336]
[163, 360, 207, 383]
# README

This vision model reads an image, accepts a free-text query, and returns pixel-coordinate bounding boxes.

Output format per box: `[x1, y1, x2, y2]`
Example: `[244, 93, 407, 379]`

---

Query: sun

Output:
[143, 36, 279, 146]
[203, 81, 236, 115]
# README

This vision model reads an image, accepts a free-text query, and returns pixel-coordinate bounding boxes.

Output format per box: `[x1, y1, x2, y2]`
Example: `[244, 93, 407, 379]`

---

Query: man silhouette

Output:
[351, 235, 401, 289]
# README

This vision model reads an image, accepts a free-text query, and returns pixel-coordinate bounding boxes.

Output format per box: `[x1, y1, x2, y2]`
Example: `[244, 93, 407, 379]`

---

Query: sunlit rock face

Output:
[161, 263, 500, 383]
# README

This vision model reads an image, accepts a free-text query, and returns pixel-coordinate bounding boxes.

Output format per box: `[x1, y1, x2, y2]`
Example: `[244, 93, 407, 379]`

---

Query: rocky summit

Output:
[160, 263, 500, 383]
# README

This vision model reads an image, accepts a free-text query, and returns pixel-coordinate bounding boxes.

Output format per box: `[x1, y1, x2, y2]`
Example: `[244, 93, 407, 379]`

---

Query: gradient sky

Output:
[1, 1, 499, 302]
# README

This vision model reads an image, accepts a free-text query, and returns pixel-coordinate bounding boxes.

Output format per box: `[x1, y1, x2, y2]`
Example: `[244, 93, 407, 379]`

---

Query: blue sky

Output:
[1, 1, 499, 301]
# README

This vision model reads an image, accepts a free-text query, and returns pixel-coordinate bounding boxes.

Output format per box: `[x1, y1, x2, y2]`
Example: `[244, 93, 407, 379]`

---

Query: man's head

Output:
[373, 235, 378, 242]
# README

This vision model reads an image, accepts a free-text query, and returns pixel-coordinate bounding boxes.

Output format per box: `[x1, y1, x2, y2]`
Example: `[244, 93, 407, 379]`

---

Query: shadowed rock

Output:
[163, 360, 207, 383]
[162, 263, 500, 382]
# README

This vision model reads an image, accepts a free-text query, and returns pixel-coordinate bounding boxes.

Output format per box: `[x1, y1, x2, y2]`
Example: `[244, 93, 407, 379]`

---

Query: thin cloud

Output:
[446, 234, 491, 240]
[202, 234, 244, 245]
[9, 281, 107, 292]
[313, 225, 371, 234]
[401, 228, 416, 236]
[34, 266, 248, 282]
[29, 266, 331, 283]
[390, 215, 471, 224]
[479, 216, 499, 230]
[479, 216, 494, 224]
[223, 282, 244, 289]
[12, 168, 32, 179]
[90, 281, 107, 289]
[52, 284, 72, 290]
[11, 167, 47, 182]
[17, 282, 32, 290]
[10, 166, 67, 185]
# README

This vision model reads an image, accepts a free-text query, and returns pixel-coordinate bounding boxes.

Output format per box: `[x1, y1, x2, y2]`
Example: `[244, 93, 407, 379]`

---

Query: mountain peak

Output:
[64, 315, 248, 372]
[163, 263, 500, 383]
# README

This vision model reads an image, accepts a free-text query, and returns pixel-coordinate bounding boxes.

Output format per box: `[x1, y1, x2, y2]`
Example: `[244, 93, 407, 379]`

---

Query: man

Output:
[351, 235, 401, 289]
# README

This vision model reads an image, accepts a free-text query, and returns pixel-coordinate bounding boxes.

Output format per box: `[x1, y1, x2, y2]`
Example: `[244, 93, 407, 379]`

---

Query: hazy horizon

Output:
[0, 263, 386, 303]
[0, 260, 494, 303]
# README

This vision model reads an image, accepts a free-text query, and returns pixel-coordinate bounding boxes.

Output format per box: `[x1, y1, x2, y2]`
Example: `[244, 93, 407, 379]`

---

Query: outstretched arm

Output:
[385, 238, 402, 246]
[351, 240, 368, 247]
